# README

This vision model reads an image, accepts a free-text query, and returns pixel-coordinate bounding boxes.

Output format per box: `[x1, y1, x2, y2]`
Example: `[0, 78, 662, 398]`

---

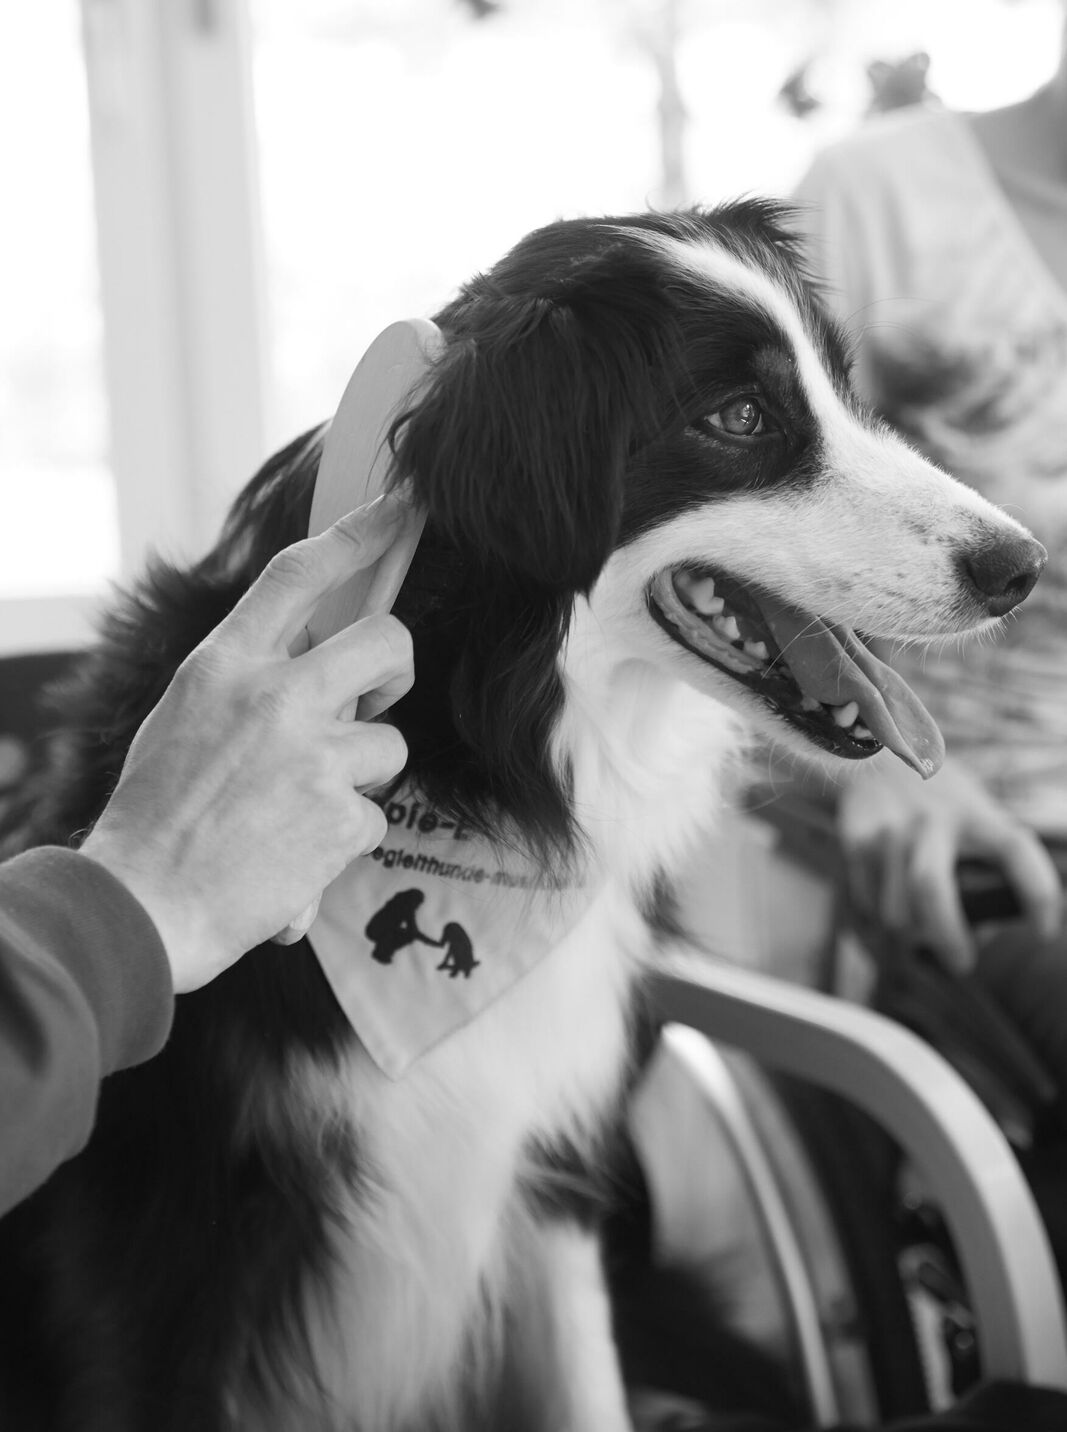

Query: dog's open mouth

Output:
[648, 567, 945, 777]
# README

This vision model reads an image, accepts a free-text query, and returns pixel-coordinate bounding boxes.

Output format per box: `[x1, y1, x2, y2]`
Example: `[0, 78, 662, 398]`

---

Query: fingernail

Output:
[337, 489, 413, 531]
[333, 498, 396, 540]
[344, 493, 388, 519]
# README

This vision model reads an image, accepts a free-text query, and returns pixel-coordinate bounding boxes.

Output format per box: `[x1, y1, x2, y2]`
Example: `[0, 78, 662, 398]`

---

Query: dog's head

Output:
[390, 202, 1044, 787]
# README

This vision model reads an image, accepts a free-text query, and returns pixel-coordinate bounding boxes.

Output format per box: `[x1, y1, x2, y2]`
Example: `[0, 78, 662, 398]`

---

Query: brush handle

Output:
[306, 317, 444, 648]
[271, 319, 443, 948]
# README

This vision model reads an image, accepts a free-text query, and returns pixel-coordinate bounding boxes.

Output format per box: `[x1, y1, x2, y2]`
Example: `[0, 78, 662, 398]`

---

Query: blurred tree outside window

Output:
[249, 0, 1064, 446]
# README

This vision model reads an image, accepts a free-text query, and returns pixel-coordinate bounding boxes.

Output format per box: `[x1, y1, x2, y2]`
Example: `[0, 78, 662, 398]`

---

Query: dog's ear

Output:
[391, 250, 680, 591]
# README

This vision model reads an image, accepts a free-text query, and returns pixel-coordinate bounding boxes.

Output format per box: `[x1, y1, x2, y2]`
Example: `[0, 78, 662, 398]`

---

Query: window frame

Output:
[1, 0, 268, 655]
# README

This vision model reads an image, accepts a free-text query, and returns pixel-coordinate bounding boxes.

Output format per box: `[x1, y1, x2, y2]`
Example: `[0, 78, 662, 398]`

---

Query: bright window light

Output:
[0, 1, 118, 599]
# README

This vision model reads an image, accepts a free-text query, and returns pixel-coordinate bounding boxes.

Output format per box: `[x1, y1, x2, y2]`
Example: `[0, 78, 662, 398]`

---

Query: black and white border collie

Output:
[0, 202, 1043, 1431]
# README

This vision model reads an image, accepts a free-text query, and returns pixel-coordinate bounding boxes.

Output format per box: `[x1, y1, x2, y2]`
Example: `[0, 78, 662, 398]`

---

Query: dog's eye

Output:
[705, 396, 768, 437]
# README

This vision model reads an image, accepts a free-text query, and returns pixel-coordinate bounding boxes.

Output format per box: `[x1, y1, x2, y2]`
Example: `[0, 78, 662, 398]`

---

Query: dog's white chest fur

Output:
[298, 889, 644, 1428]
[253, 629, 740, 1431]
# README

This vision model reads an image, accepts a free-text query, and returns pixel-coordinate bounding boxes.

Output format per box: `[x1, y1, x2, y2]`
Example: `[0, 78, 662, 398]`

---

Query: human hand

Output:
[81, 498, 414, 992]
[836, 754, 1063, 973]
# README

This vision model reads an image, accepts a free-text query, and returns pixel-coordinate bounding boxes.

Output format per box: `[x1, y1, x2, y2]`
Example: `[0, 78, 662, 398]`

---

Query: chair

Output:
[658, 954, 1067, 1379]
[627, 790, 1067, 1414]
[628, 847, 1067, 1424]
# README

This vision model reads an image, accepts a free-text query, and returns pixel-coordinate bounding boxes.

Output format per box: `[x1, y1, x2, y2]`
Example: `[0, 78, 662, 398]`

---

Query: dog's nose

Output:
[960, 531, 1047, 617]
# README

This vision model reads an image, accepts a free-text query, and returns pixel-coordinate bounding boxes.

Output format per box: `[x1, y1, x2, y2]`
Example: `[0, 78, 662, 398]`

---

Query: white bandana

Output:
[308, 790, 594, 1078]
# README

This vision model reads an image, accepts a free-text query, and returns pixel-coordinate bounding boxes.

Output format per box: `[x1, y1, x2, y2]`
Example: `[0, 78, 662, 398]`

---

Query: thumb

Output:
[216, 495, 407, 656]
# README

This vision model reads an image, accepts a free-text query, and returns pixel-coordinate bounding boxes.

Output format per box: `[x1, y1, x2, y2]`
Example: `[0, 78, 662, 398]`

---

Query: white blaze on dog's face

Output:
[588, 229, 1046, 777]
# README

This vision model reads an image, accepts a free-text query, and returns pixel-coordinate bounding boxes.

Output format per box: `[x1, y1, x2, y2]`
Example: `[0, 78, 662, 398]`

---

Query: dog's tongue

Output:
[758, 594, 944, 778]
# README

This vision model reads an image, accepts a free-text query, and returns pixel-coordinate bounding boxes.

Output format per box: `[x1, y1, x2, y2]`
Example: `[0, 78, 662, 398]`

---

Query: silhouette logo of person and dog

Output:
[364, 889, 479, 979]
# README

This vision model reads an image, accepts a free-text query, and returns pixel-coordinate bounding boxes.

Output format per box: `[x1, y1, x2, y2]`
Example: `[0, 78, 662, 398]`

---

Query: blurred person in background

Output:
[791, 15, 1067, 1259]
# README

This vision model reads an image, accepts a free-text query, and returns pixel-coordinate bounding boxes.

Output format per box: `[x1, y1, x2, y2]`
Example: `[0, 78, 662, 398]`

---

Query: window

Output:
[0, 0, 267, 655]
[2, 0, 1062, 654]
[0, 2, 117, 651]
[249, 0, 1065, 449]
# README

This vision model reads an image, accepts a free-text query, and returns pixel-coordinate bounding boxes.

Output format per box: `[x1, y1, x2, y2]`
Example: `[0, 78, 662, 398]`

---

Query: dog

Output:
[0, 201, 1045, 1431]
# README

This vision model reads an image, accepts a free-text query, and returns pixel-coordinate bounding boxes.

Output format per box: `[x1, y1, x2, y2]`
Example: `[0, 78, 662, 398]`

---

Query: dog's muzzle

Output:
[648, 567, 944, 777]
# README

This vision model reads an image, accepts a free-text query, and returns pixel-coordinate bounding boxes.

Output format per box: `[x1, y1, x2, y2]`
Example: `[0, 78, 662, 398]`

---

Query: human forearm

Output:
[0, 847, 172, 1214]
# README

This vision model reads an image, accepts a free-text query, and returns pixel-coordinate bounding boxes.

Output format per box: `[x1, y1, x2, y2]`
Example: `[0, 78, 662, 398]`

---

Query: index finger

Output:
[295, 610, 414, 719]
[909, 824, 975, 974]
[216, 495, 407, 655]
[998, 827, 1064, 942]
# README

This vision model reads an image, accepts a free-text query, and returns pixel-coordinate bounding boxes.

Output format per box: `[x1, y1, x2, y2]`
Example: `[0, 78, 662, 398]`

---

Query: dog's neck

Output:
[555, 597, 748, 888]
[388, 527, 746, 889]
[388, 530, 575, 863]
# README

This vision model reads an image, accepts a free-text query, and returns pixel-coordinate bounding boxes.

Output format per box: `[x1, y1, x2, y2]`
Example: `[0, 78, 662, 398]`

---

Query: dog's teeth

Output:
[686, 580, 723, 616]
[832, 700, 860, 728]
[800, 695, 822, 712]
[854, 723, 874, 741]
[712, 614, 740, 642]
[743, 640, 769, 661]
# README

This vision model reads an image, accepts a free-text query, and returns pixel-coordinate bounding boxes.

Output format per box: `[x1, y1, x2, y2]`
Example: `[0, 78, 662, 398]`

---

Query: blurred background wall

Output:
[1, 0, 1062, 655]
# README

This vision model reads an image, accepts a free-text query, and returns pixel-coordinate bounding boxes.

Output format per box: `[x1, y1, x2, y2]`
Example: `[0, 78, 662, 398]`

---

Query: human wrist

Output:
[2, 846, 175, 1072]
[80, 828, 222, 994]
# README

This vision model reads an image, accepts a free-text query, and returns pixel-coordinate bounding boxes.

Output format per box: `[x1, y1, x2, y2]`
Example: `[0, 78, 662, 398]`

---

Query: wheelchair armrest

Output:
[651, 951, 1067, 1389]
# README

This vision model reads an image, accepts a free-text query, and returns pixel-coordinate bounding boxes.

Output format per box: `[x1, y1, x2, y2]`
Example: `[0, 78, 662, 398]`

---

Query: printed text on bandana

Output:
[308, 792, 592, 1078]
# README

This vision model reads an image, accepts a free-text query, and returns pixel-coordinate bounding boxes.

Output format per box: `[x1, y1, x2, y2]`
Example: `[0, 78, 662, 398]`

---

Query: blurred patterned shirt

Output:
[795, 107, 1067, 834]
